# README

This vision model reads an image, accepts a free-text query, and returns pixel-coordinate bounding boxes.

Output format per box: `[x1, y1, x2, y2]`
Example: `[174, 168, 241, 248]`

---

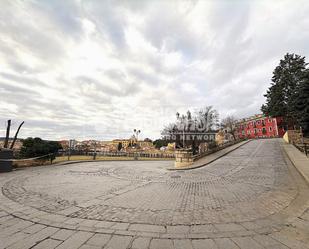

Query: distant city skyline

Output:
[1, 0, 309, 140]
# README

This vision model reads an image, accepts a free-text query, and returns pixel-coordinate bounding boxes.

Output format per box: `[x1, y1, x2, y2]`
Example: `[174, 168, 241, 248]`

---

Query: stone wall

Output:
[174, 149, 193, 168]
[283, 130, 303, 144]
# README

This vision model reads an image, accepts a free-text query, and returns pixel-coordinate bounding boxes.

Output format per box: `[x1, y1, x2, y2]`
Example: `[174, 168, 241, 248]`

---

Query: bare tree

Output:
[161, 106, 219, 148]
[10, 121, 25, 149]
[221, 115, 237, 141]
[3, 120, 11, 148]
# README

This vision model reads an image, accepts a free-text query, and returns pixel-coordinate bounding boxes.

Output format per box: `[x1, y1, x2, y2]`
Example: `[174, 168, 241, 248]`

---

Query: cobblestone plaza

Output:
[1, 139, 309, 248]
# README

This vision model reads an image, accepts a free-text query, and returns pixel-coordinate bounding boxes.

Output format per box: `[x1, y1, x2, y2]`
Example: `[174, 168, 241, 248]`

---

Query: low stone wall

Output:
[0, 149, 13, 172]
[283, 130, 303, 144]
[174, 149, 194, 168]
[174, 140, 245, 168]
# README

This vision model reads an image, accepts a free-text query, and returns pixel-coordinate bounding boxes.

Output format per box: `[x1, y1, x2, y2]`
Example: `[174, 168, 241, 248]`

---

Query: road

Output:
[0, 139, 309, 249]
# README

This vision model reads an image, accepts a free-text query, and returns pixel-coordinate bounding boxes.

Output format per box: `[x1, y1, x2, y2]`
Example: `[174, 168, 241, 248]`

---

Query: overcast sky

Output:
[0, 0, 309, 141]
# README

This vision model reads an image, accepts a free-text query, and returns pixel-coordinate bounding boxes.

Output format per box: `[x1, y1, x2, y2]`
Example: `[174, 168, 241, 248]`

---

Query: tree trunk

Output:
[3, 120, 11, 148]
[10, 121, 24, 150]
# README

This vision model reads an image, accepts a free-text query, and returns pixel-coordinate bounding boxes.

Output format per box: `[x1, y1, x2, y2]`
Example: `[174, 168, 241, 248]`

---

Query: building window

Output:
[256, 121, 260, 125]
[269, 127, 272, 132]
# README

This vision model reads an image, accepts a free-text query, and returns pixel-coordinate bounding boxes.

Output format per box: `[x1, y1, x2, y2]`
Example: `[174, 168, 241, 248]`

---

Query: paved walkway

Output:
[0, 139, 309, 248]
[169, 140, 250, 170]
[281, 141, 309, 183]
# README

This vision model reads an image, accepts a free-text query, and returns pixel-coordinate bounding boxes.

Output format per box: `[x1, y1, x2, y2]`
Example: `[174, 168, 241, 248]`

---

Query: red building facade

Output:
[236, 115, 285, 139]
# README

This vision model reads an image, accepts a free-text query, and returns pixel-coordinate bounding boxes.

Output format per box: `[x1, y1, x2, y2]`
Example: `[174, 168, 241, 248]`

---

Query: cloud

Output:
[0, 0, 309, 140]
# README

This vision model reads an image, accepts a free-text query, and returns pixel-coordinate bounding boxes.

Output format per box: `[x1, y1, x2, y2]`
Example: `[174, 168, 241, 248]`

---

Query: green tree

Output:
[294, 70, 309, 135]
[221, 115, 237, 141]
[117, 142, 122, 151]
[19, 137, 62, 160]
[153, 139, 168, 149]
[261, 53, 307, 127]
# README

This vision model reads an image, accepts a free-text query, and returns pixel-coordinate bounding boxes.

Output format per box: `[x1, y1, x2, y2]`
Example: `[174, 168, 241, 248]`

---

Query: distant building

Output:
[236, 114, 285, 139]
[112, 139, 131, 148]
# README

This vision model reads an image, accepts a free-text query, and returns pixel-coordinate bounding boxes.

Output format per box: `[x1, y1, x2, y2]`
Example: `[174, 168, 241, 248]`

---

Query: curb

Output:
[167, 140, 251, 171]
[53, 158, 174, 166]
[281, 139, 309, 184]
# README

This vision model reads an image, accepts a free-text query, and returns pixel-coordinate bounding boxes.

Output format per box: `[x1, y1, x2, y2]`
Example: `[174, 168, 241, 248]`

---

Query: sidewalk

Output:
[281, 140, 309, 184]
[168, 140, 250, 170]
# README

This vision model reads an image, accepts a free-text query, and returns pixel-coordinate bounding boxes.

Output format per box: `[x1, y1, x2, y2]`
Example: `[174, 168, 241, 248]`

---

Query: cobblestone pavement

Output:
[1, 139, 309, 249]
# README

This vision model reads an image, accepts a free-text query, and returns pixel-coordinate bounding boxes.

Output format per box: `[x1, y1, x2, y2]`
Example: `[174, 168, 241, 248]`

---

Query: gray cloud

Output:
[0, 0, 309, 140]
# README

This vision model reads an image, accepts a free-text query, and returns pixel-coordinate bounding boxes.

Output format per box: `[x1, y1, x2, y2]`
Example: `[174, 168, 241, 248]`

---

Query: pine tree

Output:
[294, 70, 309, 135]
[261, 53, 307, 128]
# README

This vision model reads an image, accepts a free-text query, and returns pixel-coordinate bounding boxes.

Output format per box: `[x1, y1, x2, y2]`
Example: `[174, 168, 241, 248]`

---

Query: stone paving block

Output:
[23, 224, 46, 234]
[78, 219, 99, 228]
[231, 237, 264, 249]
[32, 238, 62, 249]
[0, 211, 8, 218]
[173, 239, 193, 249]
[86, 233, 112, 247]
[252, 234, 284, 247]
[55, 231, 94, 249]
[40, 214, 69, 223]
[105, 235, 133, 249]
[190, 224, 217, 233]
[0, 231, 29, 249]
[0, 216, 20, 227]
[58, 206, 81, 216]
[192, 239, 218, 249]
[292, 218, 309, 231]
[111, 222, 130, 230]
[6, 226, 59, 249]
[270, 232, 309, 249]
[131, 237, 151, 249]
[214, 223, 246, 232]
[79, 245, 101, 249]
[0, 220, 33, 237]
[264, 244, 290, 249]
[167, 225, 190, 234]
[149, 239, 174, 249]
[213, 238, 239, 249]
[129, 224, 165, 233]
[93, 220, 115, 228]
[51, 229, 76, 241]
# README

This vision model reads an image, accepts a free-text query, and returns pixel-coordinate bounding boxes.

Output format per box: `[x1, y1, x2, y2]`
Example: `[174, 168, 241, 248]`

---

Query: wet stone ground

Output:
[0, 139, 309, 249]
